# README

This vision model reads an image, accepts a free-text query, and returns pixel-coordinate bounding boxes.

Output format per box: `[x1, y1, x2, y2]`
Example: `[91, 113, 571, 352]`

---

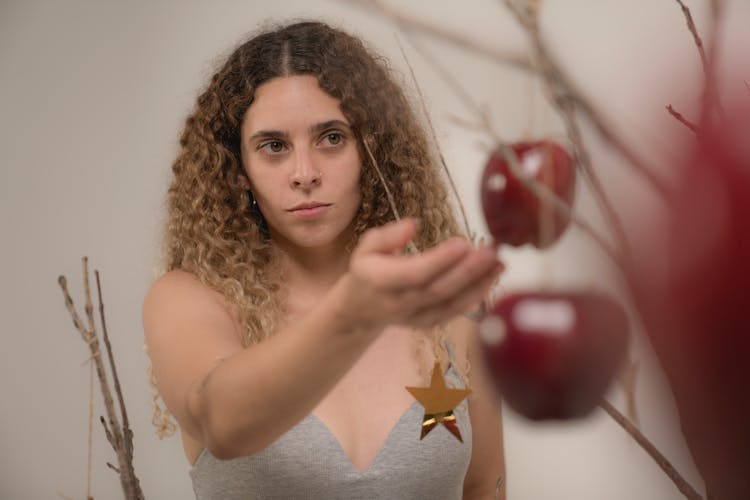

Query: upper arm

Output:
[142, 270, 245, 442]
[449, 316, 506, 500]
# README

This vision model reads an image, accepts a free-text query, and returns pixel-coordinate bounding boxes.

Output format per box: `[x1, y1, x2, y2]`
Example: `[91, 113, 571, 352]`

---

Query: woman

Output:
[143, 20, 506, 499]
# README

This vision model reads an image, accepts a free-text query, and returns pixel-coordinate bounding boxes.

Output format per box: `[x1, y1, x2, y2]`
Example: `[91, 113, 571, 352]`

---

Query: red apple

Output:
[478, 291, 629, 420]
[481, 141, 576, 249]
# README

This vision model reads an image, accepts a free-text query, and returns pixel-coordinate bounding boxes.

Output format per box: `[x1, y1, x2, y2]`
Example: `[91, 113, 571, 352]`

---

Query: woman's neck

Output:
[271, 231, 354, 297]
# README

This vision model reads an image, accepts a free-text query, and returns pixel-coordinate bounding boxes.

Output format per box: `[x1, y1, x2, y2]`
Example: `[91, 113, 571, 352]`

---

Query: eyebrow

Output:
[248, 119, 352, 143]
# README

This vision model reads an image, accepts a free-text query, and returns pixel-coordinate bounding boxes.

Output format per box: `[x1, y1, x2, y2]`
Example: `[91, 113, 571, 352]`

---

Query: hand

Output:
[340, 218, 504, 331]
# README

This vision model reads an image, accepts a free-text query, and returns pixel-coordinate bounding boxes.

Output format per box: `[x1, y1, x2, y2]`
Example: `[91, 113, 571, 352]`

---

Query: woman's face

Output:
[240, 75, 362, 253]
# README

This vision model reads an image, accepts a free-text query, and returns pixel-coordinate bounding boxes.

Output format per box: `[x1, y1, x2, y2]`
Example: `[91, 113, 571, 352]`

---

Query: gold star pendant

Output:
[406, 361, 472, 442]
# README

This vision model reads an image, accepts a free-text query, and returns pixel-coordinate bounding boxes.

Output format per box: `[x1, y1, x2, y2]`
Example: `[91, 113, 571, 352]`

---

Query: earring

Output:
[248, 190, 257, 207]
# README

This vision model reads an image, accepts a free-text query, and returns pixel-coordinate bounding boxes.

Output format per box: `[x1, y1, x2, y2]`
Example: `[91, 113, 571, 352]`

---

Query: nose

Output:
[289, 148, 322, 190]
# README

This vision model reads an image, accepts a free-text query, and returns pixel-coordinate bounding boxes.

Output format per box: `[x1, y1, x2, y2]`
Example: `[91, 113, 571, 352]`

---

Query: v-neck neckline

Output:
[308, 400, 420, 474]
[307, 363, 456, 475]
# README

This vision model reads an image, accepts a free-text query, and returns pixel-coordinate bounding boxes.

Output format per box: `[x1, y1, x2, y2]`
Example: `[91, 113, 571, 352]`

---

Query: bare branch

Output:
[58, 276, 92, 342]
[674, 0, 710, 75]
[673, 0, 725, 124]
[399, 23, 621, 270]
[100, 415, 115, 449]
[666, 105, 701, 134]
[395, 35, 474, 242]
[600, 400, 704, 500]
[59, 258, 144, 499]
[343, 0, 671, 201]
[344, 0, 532, 72]
[96, 270, 133, 461]
[618, 358, 640, 425]
[87, 361, 94, 500]
[494, 142, 621, 263]
[502, 2, 634, 275]
[362, 139, 419, 255]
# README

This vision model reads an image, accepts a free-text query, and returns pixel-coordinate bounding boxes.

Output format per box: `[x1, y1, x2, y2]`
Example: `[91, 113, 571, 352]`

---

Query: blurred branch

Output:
[600, 400, 703, 500]
[345, 0, 532, 71]
[502, 1, 633, 272]
[673, 0, 725, 124]
[395, 35, 475, 243]
[400, 29, 621, 268]
[344, 0, 672, 200]
[666, 105, 701, 134]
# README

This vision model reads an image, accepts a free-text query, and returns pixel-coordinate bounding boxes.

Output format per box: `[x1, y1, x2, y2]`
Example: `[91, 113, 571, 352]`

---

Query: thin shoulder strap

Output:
[443, 338, 456, 367]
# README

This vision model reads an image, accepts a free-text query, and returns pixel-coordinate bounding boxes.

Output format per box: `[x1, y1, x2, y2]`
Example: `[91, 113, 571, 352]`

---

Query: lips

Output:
[288, 202, 332, 220]
[288, 202, 330, 211]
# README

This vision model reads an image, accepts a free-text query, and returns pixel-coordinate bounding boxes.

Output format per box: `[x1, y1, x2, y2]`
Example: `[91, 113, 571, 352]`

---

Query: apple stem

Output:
[599, 399, 703, 500]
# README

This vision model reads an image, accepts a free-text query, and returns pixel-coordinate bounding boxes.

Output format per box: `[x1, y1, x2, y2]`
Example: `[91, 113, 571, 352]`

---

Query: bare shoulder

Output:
[142, 269, 245, 439]
[143, 269, 241, 335]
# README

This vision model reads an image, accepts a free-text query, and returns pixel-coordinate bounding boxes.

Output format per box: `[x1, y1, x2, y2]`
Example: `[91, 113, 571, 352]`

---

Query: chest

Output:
[311, 327, 434, 472]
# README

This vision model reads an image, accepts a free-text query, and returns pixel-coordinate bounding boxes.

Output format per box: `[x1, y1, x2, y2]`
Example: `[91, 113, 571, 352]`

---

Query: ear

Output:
[238, 175, 251, 190]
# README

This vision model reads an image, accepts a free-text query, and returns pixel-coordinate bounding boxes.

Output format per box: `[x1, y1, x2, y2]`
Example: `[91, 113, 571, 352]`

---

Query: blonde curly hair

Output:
[149, 20, 468, 438]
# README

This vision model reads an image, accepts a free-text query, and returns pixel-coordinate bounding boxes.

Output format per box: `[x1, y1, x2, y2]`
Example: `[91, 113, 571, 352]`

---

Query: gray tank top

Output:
[189, 350, 472, 499]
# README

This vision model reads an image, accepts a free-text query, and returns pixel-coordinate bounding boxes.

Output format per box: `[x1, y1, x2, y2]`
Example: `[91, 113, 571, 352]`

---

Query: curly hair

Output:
[149, 20, 467, 438]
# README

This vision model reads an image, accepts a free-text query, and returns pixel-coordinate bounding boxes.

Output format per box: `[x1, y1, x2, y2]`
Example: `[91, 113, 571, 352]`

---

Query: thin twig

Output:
[362, 139, 419, 255]
[59, 276, 89, 338]
[402, 25, 619, 267]
[344, 0, 532, 72]
[705, 0, 725, 119]
[100, 415, 115, 448]
[96, 270, 133, 461]
[674, 0, 710, 76]
[403, 32, 490, 135]
[87, 359, 94, 500]
[395, 34, 474, 243]
[504, 0, 645, 437]
[666, 105, 701, 134]
[618, 358, 640, 425]
[59, 259, 143, 499]
[503, 2, 632, 272]
[673, 0, 725, 124]
[345, 0, 671, 200]
[600, 400, 703, 500]
[494, 142, 620, 263]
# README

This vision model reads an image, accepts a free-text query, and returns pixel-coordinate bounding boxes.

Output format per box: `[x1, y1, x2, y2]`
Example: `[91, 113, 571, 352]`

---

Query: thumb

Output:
[356, 218, 418, 256]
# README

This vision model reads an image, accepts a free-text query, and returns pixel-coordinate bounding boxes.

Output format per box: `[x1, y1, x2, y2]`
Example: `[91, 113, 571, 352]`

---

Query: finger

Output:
[410, 263, 503, 327]
[366, 236, 471, 290]
[408, 243, 502, 306]
[355, 218, 418, 256]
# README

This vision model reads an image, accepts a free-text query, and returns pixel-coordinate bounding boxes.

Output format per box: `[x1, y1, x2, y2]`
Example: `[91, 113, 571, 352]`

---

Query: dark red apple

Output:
[478, 291, 629, 420]
[627, 98, 750, 499]
[481, 141, 576, 249]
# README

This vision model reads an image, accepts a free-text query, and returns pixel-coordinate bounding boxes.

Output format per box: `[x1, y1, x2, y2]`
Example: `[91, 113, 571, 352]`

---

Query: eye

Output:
[259, 140, 286, 154]
[321, 132, 344, 147]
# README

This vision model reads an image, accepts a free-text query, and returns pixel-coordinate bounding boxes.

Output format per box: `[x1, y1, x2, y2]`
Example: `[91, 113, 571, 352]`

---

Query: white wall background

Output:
[1, 1, 748, 499]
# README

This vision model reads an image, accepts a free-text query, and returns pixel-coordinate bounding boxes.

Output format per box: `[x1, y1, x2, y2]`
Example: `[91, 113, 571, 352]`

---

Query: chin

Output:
[273, 221, 355, 251]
